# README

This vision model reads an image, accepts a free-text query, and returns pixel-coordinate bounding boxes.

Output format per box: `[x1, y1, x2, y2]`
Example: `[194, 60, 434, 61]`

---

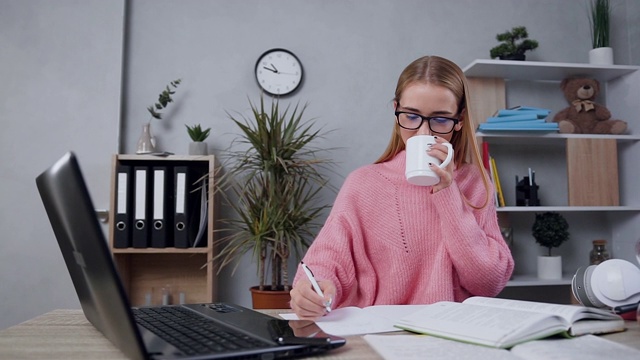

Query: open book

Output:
[394, 297, 625, 349]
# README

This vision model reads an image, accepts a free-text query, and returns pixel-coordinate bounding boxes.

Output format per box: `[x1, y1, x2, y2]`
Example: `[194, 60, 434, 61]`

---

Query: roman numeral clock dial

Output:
[255, 48, 303, 96]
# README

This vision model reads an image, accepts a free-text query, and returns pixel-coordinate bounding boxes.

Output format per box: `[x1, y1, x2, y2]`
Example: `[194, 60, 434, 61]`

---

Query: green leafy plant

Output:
[532, 212, 570, 256]
[185, 124, 211, 142]
[212, 97, 336, 292]
[589, 0, 611, 48]
[147, 79, 182, 120]
[490, 26, 539, 60]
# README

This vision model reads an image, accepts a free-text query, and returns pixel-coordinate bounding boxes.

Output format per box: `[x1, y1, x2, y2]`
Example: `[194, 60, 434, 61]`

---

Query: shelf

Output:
[506, 275, 573, 287]
[112, 247, 211, 254]
[463, 59, 640, 82]
[477, 132, 640, 143]
[497, 206, 640, 212]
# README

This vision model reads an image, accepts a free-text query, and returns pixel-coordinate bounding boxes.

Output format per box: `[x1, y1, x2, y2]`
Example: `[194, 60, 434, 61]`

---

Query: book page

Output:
[510, 334, 640, 360]
[279, 305, 425, 336]
[364, 334, 520, 360]
[395, 302, 564, 348]
[463, 297, 620, 323]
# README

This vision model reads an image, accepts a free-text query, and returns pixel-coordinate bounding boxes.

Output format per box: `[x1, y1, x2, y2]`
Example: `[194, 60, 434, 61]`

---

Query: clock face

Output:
[255, 49, 303, 96]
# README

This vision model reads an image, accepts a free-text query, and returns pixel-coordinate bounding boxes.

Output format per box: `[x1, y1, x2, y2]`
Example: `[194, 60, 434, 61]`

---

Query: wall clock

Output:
[255, 48, 303, 96]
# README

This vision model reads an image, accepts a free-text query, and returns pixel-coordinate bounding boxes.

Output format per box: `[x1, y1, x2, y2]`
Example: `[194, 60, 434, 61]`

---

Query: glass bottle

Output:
[136, 123, 156, 154]
[589, 239, 610, 265]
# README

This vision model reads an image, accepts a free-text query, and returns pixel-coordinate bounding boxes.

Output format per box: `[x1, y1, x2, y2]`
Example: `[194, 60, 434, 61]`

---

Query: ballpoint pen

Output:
[301, 262, 332, 313]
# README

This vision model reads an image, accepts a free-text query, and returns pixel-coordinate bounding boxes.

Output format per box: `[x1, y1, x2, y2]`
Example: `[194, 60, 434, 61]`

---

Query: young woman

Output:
[290, 55, 514, 320]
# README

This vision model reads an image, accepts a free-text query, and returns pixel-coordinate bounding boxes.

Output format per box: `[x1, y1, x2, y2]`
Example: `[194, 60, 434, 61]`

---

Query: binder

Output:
[173, 166, 204, 248]
[113, 164, 132, 248]
[151, 166, 173, 248]
[132, 166, 151, 248]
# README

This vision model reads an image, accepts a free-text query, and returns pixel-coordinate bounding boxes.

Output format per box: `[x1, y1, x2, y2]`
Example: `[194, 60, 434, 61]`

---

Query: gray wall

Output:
[1, 0, 638, 329]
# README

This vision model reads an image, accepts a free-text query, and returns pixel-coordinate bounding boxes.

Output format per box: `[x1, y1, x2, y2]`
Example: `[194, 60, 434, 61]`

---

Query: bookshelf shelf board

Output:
[463, 59, 640, 82]
[506, 275, 573, 287]
[111, 247, 211, 254]
[477, 132, 640, 145]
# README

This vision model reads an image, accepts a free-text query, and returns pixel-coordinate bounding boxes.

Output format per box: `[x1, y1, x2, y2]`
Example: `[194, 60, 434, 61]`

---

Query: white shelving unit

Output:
[463, 60, 640, 294]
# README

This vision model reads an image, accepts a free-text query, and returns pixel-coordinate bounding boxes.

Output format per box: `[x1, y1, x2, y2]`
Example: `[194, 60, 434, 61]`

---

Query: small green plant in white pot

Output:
[588, 0, 613, 64]
[532, 212, 570, 280]
[185, 124, 211, 155]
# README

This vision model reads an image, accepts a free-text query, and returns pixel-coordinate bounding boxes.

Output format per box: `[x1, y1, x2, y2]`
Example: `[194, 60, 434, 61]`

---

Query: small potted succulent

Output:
[489, 26, 539, 61]
[185, 124, 211, 155]
[532, 212, 570, 280]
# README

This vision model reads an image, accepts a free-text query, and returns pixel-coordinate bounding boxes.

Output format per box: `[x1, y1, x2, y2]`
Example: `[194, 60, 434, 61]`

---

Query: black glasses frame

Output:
[394, 111, 459, 134]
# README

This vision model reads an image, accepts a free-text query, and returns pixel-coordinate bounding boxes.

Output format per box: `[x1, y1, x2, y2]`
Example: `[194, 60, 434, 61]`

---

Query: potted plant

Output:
[532, 212, 570, 280]
[136, 79, 182, 154]
[489, 26, 539, 61]
[588, 0, 613, 64]
[213, 96, 336, 309]
[185, 124, 211, 155]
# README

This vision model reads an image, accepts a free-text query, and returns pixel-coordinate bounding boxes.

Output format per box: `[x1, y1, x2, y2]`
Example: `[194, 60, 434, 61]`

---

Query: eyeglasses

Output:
[395, 111, 459, 134]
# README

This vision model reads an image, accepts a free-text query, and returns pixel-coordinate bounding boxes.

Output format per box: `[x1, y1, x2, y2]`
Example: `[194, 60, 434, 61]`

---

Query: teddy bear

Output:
[552, 77, 627, 134]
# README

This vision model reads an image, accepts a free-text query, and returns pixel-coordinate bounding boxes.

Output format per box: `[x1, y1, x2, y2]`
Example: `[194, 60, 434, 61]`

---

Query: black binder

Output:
[173, 166, 203, 248]
[132, 166, 151, 248]
[113, 164, 132, 248]
[151, 166, 173, 248]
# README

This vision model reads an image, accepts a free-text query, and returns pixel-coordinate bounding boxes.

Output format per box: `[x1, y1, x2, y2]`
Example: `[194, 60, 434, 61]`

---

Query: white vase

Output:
[589, 47, 614, 65]
[136, 123, 156, 154]
[537, 256, 562, 280]
[188, 142, 208, 155]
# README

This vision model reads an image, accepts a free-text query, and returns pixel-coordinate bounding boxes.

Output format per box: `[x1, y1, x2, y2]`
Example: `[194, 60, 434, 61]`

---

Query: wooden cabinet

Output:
[107, 154, 216, 306]
[463, 60, 640, 292]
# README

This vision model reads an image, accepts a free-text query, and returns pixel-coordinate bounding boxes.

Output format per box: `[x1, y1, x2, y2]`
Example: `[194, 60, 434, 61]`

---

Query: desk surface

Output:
[1, 309, 638, 359]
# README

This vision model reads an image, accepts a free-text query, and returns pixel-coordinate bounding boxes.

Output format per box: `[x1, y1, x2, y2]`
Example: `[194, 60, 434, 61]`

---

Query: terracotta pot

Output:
[250, 286, 291, 309]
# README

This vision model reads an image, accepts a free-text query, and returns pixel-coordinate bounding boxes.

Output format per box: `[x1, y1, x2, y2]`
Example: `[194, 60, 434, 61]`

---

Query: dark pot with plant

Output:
[532, 212, 570, 280]
[212, 97, 336, 309]
[490, 26, 539, 61]
[185, 124, 211, 155]
[136, 79, 182, 154]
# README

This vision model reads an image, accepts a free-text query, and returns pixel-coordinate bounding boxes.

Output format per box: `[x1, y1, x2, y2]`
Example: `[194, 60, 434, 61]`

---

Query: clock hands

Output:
[262, 63, 297, 75]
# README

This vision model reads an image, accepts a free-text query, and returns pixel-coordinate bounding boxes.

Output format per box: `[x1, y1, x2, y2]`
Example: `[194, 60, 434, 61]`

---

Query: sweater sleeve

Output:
[292, 173, 367, 307]
[432, 165, 514, 297]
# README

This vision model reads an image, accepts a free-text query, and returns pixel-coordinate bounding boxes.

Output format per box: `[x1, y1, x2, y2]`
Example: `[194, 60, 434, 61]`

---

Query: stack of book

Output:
[478, 106, 558, 131]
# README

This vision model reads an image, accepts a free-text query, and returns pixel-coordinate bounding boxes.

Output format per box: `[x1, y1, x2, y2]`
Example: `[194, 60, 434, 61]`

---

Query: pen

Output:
[300, 262, 331, 313]
[613, 302, 639, 314]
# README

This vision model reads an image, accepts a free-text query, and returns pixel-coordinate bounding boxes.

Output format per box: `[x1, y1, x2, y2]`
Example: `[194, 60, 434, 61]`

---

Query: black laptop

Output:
[35, 152, 345, 360]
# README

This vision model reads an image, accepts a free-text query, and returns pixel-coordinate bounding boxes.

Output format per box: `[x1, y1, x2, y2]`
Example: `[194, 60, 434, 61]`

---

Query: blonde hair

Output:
[376, 55, 490, 209]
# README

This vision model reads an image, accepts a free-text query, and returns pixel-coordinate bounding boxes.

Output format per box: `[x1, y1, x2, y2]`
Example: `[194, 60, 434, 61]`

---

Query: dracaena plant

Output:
[212, 96, 337, 292]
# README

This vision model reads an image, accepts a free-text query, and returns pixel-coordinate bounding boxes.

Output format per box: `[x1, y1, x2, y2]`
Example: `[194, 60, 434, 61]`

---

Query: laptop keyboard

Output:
[133, 306, 270, 356]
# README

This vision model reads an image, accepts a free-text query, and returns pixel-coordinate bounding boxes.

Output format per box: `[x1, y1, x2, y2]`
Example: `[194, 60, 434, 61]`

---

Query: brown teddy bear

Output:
[552, 77, 627, 134]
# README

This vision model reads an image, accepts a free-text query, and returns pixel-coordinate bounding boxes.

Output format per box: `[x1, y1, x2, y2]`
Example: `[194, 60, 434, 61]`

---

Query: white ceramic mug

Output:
[405, 135, 454, 186]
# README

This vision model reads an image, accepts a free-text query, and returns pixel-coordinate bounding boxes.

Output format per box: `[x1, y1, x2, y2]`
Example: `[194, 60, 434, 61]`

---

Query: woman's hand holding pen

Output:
[428, 137, 455, 193]
[290, 279, 336, 321]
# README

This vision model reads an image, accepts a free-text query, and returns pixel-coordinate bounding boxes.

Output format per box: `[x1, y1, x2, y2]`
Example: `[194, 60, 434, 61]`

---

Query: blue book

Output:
[479, 121, 558, 130]
[497, 107, 551, 118]
[487, 113, 540, 123]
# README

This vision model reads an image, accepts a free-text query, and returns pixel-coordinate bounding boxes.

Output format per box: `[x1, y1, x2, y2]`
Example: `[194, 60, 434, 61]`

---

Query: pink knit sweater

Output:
[293, 151, 514, 308]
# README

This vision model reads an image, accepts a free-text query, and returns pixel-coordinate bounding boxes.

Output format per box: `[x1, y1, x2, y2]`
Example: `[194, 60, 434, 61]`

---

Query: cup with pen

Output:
[516, 167, 540, 206]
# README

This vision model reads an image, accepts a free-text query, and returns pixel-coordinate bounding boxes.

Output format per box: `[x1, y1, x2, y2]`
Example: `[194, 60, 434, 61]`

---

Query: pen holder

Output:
[516, 176, 540, 206]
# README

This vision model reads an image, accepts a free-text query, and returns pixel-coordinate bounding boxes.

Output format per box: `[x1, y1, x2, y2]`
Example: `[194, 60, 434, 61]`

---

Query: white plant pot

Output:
[537, 256, 562, 280]
[188, 142, 208, 155]
[589, 47, 614, 65]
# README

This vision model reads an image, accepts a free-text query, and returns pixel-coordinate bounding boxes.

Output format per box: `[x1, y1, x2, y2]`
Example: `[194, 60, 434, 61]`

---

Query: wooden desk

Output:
[1, 309, 638, 359]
